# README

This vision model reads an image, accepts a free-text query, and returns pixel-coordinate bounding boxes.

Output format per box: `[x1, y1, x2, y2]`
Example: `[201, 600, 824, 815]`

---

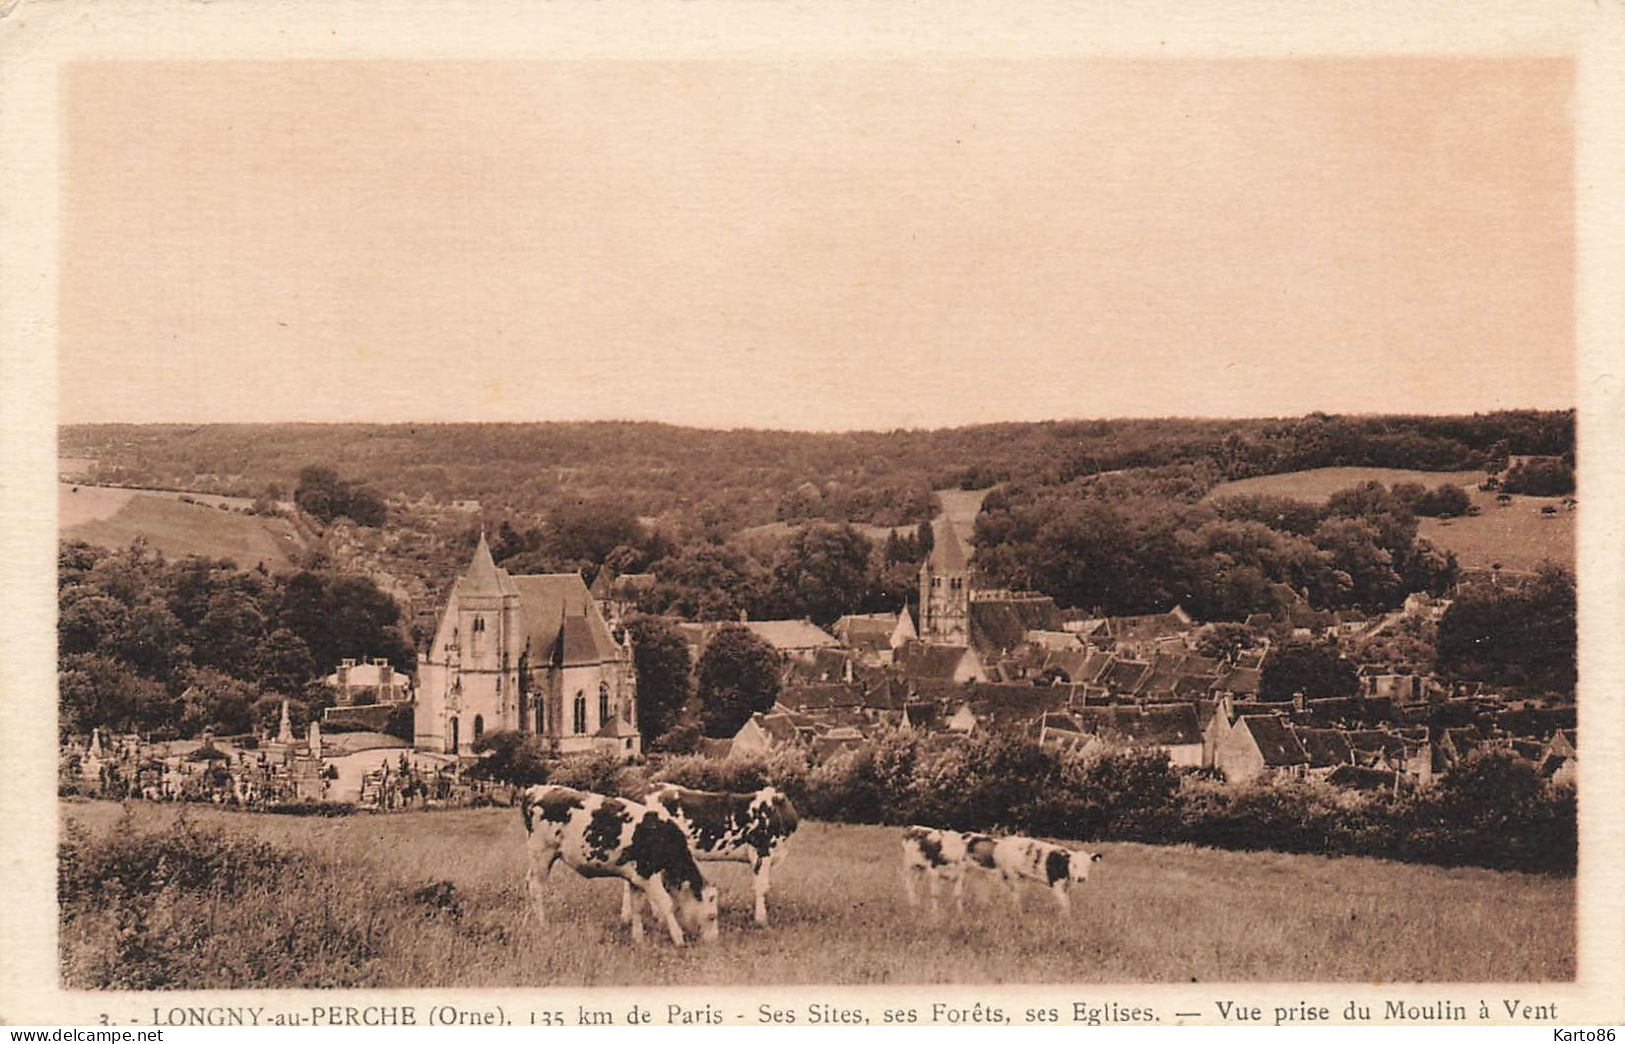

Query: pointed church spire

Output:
[930, 516, 969, 573]
[464, 529, 503, 594]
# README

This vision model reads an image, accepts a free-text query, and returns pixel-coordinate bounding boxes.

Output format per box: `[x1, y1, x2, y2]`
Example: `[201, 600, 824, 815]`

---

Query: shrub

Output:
[652, 747, 810, 803]
[544, 749, 638, 797]
[59, 813, 417, 988]
[779, 731, 1574, 876]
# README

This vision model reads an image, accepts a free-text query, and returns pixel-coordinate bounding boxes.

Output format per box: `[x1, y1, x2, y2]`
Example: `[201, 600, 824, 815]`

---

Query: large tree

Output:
[1437, 565, 1575, 695]
[547, 496, 645, 568]
[1257, 640, 1359, 701]
[623, 615, 692, 744]
[767, 523, 874, 625]
[695, 624, 782, 737]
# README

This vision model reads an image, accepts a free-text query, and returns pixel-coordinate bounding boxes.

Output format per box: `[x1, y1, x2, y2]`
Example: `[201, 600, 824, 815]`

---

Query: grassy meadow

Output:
[1414, 486, 1575, 573]
[59, 484, 305, 570]
[1205, 468, 1486, 504]
[60, 800, 1573, 987]
[1205, 467, 1572, 572]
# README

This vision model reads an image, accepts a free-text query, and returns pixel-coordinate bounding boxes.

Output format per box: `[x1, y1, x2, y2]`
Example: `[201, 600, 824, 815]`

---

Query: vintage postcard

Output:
[2, 0, 1623, 1030]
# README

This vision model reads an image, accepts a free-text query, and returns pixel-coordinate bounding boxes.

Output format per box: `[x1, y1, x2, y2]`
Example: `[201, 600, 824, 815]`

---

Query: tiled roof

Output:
[594, 715, 640, 739]
[969, 597, 1063, 657]
[1326, 765, 1400, 791]
[1172, 674, 1221, 699]
[966, 684, 1071, 730]
[699, 737, 734, 759]
[465, 571, 624, 666]
[780, 683, 865, 711]
[1071, 703, 1203, 747]
[1217, 665, 1262, 694]
[1101, 657, 1152, 694]
[1292, 727, 1354, 768]
[1241, 715, 1309, 766]
[743, 620, 840, 651]
[1104, 609, 1193, 643]
[895, 642, 972, 680]
[1229, 701, 1288, 722]
[834, 614, 897, 649]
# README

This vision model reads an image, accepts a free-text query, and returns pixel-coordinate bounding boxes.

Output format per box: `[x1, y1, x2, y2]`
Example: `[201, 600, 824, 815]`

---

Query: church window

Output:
[534, 699, 544, 734]
[472, 617, 485, 632]
[599, 684, 610, 728]
[448, 717, 459, 754]
[573, 692, 587, 734]
[473, 715, 484, 743]
[931, 577, 941, 589]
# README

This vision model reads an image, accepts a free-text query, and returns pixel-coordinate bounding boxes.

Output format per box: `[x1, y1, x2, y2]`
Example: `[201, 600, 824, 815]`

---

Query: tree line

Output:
[60, 410, 1572, 538]
[974, 476, 1459, 619]
[58, 540, 414, 739]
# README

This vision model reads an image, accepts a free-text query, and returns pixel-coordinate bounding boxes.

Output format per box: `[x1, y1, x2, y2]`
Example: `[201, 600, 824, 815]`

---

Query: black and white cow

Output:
[519, 784, 719, 946]
[899, 825, 998, 912]
[991, 835, 1102, 912]
[630, 783, 800, 926]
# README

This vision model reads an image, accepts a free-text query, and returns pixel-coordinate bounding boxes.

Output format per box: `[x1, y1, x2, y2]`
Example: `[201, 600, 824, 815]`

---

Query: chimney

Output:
[738, 608, 748, 623]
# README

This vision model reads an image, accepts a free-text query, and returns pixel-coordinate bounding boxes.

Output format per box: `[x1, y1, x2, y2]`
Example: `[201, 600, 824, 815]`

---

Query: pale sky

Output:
[60, 58, 1574, 429]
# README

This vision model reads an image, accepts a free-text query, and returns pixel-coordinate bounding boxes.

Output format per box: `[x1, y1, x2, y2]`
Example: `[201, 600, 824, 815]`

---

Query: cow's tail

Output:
[519, 787, 536, 834]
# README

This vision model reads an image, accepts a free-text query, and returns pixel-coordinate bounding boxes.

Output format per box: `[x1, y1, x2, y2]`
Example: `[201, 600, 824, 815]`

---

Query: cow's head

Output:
[1069, 849, 1103, 884]
[673, 880, 720, 944]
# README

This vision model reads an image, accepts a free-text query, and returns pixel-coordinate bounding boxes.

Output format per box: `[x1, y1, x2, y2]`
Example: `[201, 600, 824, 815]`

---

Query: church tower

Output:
[417, 532, 521, 754]
[918, 516, 971, 644]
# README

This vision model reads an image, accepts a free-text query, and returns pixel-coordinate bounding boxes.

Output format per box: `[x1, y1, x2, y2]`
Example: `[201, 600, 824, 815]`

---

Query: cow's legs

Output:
[628, 886, 646, 944]
[642, 873, 686, 946]
[620, 881, 635, 924]
[1050, 880, 1072, 913]
[750, 853, 773, 927]
[1003, 871, 1023, 911]
[525, 846, 559, 928]
[951, 868, 968, 914]
[902, 864, 924, 907]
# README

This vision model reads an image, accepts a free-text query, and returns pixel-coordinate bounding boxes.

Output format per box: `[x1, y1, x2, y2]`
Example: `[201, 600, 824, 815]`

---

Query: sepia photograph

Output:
[3, 0, 1623, 1029]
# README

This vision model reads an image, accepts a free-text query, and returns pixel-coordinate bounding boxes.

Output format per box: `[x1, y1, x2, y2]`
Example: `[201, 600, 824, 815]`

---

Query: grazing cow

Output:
[632, 783, 800, 926]
[900, 825, 998, 912]
[991, 836, 1102, 912]
[519, 784, 719, 946]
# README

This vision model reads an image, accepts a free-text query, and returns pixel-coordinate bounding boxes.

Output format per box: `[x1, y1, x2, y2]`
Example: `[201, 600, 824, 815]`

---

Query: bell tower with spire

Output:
[919, 516, 971, 644]
[417, 531, 521, 754]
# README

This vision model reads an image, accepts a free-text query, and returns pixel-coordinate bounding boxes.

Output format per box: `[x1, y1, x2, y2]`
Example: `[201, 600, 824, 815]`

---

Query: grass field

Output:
[1205, 468, 1486, 504]
[60, 801, 1573, 987]
[1205, 468, 1572, 572]
[1414, 487, 1574, 573]
[59, 484, 305, 570]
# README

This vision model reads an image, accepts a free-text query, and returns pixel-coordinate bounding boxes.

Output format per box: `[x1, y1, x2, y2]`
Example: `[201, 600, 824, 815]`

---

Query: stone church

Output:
[415, 534, 641, 757]
[918, 515, 973, 644]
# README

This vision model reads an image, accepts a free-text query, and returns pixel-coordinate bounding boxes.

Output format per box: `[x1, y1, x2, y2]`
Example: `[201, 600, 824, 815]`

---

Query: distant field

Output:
[935, 487, 989, 530]
[59, 484, 305, 570]
[1206, 468, 1485, 503]
[1205, 468, 1572, 572]
[60, 802, 1573, 987]
[1417, 487, 1574, 573]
